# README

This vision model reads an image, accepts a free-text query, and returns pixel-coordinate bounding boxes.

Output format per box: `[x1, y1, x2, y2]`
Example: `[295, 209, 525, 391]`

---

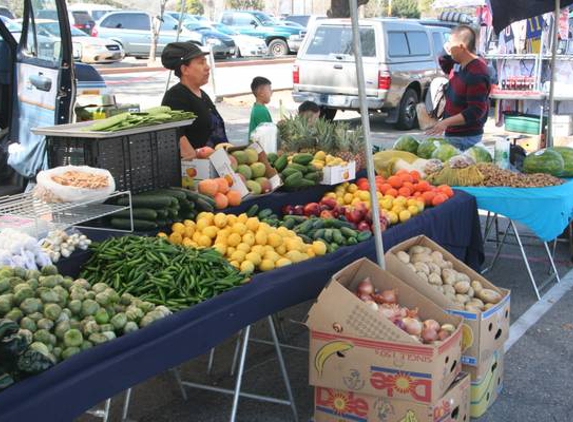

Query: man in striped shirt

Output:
[426, 25, 491, 151]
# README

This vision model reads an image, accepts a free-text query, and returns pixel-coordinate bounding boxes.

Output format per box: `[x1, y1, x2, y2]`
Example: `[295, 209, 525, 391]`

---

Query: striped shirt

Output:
[440, 55, 491, 137]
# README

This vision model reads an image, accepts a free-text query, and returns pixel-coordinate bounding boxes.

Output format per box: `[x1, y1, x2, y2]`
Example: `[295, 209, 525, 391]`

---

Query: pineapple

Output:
[347, 127, 367, 171]
[314, 118, 336, 155]
[278, 116, 314, 154]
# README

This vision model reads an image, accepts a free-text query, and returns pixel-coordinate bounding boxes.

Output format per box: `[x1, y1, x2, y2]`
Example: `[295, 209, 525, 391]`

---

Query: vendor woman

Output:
[161, 42, 228, 159]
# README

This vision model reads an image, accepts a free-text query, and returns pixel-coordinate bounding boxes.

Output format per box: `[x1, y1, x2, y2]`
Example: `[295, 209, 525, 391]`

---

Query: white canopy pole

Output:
[546, 0, 560, 147]
[349, 0, 386, 268]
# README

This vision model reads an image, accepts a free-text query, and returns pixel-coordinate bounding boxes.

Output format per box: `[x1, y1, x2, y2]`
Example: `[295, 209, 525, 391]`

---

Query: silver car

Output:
[293, 19, 444, 130]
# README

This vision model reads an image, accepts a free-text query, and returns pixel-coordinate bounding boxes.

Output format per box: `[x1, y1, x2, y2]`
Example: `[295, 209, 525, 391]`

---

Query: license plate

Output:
[327, 95, 347, 107]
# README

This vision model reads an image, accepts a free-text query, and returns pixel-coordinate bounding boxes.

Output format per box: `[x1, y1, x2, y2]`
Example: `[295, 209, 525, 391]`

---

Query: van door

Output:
[121, 13, 151, 56]
[7, 0, 75, 178]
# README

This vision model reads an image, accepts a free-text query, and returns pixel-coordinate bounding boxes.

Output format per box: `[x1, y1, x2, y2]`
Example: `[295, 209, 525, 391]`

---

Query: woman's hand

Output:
[426, 120, 448, 136]
[180, 136, 196, 160]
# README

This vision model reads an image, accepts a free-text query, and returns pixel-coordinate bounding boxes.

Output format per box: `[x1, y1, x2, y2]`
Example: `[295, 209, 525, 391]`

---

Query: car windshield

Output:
[38, 22, 87, 37]
[183, 21, 211, 31]
[0, 16, 22, 32]
[253, 12, 275, 26]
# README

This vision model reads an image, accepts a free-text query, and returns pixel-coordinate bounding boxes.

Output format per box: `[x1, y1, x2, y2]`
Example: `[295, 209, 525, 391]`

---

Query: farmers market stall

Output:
[0, 189, 482, 422]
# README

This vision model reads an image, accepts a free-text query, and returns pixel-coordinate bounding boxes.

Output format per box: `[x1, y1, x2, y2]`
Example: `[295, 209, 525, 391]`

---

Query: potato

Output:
[455, 294, 470, 304]
[428, 273, 443, 286]
[465, 303, 483, 313]
[444, 261, 454, 269]
[468, 298, 485, 308]
[484, 303, 495, 310]
[431, 250, 444, 262]
[428, 262, 441, 275]
[414, 262, 430, 275]
[416, 271, 429, 283]
[445, 293, 457, 303]
[422, 247, 432, 255]
[454, 281, 470, 294]
[442, 269, 457, 286]
[396, 251, 410, 264]
[477, 289, 502, 304]
[456, 272, 471, 284]
[471, 280, 484, 294]
[467, 286, 475, 298]
[409, 246, 427, 255]
[411, 254, 432, 264]
[443, 285, 456, 296]
[407, 263, 416, 272]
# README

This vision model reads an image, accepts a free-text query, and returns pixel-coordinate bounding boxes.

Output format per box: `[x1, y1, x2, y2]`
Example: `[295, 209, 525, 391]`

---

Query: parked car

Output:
[0, 6, 15, 20]
[164, 11, 199, 24]
[68, 3, 116, 22]
[283, 15, 327, 30]
[34, 19, 124, 64]
[92, 11, 202, 57]
[0, 16, 21, 35]
[293, 18, 443, 129]
[3, 16, 60, 57]
[219, 10, 305, 57]
[180, 20, 236, 58]
[37, 9, 95, 34]
[212, 23, 268, 57]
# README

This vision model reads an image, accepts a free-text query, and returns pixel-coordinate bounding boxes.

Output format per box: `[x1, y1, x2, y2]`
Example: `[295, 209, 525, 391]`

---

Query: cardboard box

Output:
[385, 236, 510, 369]
[466, 348, 504, 418]
[314, 372, 471, 422]
[181, 159, 217, 180]
[320, 161, 356, 185]
[210, 142, 282, 198]
[306, 258, 463, 404]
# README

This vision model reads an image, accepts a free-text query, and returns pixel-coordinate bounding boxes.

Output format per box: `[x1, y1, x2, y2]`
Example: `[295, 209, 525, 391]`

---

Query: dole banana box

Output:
[466, 347, 505, 418]
[314, 372, 470, 422]
[306, 258, 463, 404]
[385, 236, 510, 370]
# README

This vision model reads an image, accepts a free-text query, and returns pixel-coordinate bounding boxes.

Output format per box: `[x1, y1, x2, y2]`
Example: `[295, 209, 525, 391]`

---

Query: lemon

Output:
[246, 217, 260, 232]
[267, 233, 283, 248]
[169, 232, 182, 245]
[408, 205, 419, 216]
[251, 245, 264, 254]
[198, 235, 212, 248]
[407, 198, 419, 207]
[184, 227, 195, 239]
[276, 258, 292, 268]
[171, 222, 185, 234]
[226, 214, 238, 226]
[203, 226, 218, 239]
[259, 222, 272, 233]
[392, 205, 405, 214]
[286, 230, 297, 238]
[237, 213, 248, 224]
[245, 252, 262, 266]
[196, 218, 210, 232]
[325, 192, 337, 199]
[380, 198, 393, 210]
[307, 249, 316, 258]
[255, 230, 268, 246]
[230, 260, 240, 269]
[276, 227, 289, 237]
[351, 198, 363, 206]
[230, 250, 246, 263]
[242, 232, 256, 246]
[284, 238, 299, 252]
[227, 233, 242, 247]
[197, 212, 214, 224]
[236, 243, 251, 253]
[394, 196, 407, 207]
[157, 232, 168, 239]
[232, 223, 247, 236]
[213, 213, 227, 228]
[399, 210, 412, 223]
[213, 243, 226, 255]
[183, 219, 195, 228]
[312, 241, 327, 256]
[387, 211, 399, 225]
[240, 261, 255, 274]
[259, 259, 275, 272]
[226, 247, 236, 257]
[182, 237, 194, 248]
[343, 193, 354, 204]
[314, 150, 326, 160]
[347, 183, 358, 193]
[416, 200, 425, 212]
[286, 250, 304, 263]
[264, 250, 281, 263]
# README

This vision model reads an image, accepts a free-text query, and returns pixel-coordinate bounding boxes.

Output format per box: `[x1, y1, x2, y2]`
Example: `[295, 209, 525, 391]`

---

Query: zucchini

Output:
[117, 195, 173, 210]
[341, 227, 359, 238]
[313, 229, 326, 240]
[246, 204, 259, 217]
[258, 208, 273, 219]
[141, 189, 187, 201]
[287, 163, 308, 174]
[332, 229, 344, 245]
[292, 153, 313, 166]
[196, 198, 214, 212]
[114, 208, 158, 221]
[299, 234, 313, 244]
[357, 231, 372, 242]
[274, 155, 288, 172]
[110, 218, 158, 231]
[281, 167, 301, 178]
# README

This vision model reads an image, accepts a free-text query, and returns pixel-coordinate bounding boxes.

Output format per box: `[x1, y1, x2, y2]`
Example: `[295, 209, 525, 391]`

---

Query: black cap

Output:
[161, 42, 209, 70]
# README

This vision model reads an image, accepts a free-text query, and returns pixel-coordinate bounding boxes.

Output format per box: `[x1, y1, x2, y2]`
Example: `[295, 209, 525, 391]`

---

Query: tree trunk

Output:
[328, 0, 370, 18]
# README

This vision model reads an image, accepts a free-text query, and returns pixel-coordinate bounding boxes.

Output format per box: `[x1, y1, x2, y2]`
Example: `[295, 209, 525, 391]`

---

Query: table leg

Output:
[121, 388, 133, 422]
[207, 348, 215, 375]
[544, 241, 561, 283]
[267, 316, 299, 422]
[102, 398, 111, 422]
[171, 368, 188, 401]
[230, 329, 243, 377]
[230, 325, 251, 422]
[482, 217, 511, 274]
[511, 221, 542, 300]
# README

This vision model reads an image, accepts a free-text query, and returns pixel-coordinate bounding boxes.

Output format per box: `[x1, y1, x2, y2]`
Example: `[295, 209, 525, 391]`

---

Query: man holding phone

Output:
[426, 25, 491, 151]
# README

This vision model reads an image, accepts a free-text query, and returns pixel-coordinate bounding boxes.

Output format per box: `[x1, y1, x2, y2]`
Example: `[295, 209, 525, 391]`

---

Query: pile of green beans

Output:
[80, 236, 247, 311]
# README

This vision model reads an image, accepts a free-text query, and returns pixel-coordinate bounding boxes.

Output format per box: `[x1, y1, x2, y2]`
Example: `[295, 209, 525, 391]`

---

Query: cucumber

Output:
[142, 189, 187, 201]
[304, 171, 321, 182]
[156, 219, 168, 227]
[196, 198, 214, 212]
[313, 229, 326, 240]
[281, 167, 301, 178]
[295, 220, 314, 234]
[156, 209, 169, 218]
[324, 229, 334, 243]
[110, 218, 158, 231]
[117, 195, 173, 210]
[283, 218, 296, 229]
[332, 229, 344, 245]
[284, 172, 304, 188]
[312, 219, 324, 230]
[258, 208, 273, 219]
[357, 231, 373, 242]
[274, 155, 288, 172]
[246, 204, 259, 217]
[114, 208, 158, 221]
[288, 163, 308, 174]
[298, 179, 316, 188]
[267, 152, 278, 165]
[347, 237, 358, 245]
[299, 234, 313, 244]
[168, 208, 178, 218]
[325, 219, 354, 229]
[184, 191, 216, 208]
[341, 227, 359, 238]
[292, 153, 313, 166]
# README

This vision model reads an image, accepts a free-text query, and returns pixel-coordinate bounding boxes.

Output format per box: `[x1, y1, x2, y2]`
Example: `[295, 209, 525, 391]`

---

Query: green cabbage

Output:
[432, 144, 460, 162]
[393, 135, 420, 154]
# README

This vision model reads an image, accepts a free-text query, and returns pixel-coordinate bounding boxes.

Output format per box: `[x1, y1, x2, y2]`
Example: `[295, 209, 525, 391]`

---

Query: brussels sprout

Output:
[44, 303, 62, 322]
[29, 341, 50, 356]
[28, 311, 43, 322]
[98, 323, 114, 333]
[81, 320, 100, 336]
[81, 299, 100, 318]
[61, 308, 72, 319]
[105, 306, 117, 318]
[126, 306, 144, 322]
[17, 329, 33, 344]
[110, 313, 127, 331]
[20, 298, 43, 315]
[48, 333, 57, 346]
[20, 317, 37, 332]
[40, 289, 60, 304]
[55, 321, 71, 340]
[123, 321, 139, 334]
[120, 293, 134, 306]
[94, 308, 109, 325]
[0, 267, 14, 277]
[139, 301, 155, 314]
[0, 294, 14, 315]
[80, 340, 93, 351]
[63, 329, 83, 348]
[40, 265, 58, 276]
[52, 286, 69, 304]
[5, 308, 24, 323]
[68, 299, 82, 315]
[88, 333, 109, 345]
[9, 277, 25, 288]
[154, 306, 171, 318]
[101, 331, 116, 341]
[27, 279, 39, 290]
[95, 292, 111, 307]
[69, 320, 81, 330]
[70, 287, 86, 302]
[61, 277, 74, 289]
[33, 329, 52, 345]
[39, 275, 62, 288]
[13, 287, 34, 305]
[61, 346, 81, 360]
[72, 279, 90, 290]
[25, 269, 41, 281]
[56, 311, 70, 324]
[37, 318, 54, 331]
[52, 346, 62, 361]
[0, 278, 10, 294]
[104, 289, 120, 304]
[92, 283, 108, 294]
[85, 291, 96, 301]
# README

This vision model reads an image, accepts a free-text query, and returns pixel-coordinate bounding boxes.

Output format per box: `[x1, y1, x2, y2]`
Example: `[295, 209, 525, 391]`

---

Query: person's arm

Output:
[180, 136, 196, 160]
[426, 113, 466, 136]
[439, 54, 455, 75]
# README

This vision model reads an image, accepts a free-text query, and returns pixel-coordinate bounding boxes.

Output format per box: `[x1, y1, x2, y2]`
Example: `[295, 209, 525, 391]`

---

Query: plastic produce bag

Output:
[34, 166, 115, 203]
[251, 123, 278, 154]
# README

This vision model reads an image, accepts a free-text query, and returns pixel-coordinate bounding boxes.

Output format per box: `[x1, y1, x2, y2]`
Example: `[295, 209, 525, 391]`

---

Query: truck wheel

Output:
[320, 107, 337, 121]
[268, 39, 288, 57]
[396, 88, 419, 130]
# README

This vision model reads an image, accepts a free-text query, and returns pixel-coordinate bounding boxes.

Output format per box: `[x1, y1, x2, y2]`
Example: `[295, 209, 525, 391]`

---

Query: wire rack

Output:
[0, 191, 133, 237]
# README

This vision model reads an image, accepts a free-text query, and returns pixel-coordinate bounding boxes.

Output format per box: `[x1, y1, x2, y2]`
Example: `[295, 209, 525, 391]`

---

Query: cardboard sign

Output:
[385, 236, 510, 370]
[314, 373, 471, 422]
[306, 258, 463, 404]
[320, 161, 356, 185]
[181, 159, 217, 181]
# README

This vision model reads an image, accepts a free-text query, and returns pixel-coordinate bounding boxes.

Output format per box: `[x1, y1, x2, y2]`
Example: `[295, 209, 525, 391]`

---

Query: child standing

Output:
[248, 76, 273, 139]
[298, 101, 321, 124]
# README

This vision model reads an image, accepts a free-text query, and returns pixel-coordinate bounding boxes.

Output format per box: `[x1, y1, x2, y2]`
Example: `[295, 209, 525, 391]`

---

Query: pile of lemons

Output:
[159, 212, 327, 274]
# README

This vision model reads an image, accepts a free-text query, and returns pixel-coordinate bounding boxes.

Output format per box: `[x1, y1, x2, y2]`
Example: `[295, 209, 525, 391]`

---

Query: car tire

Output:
[320, 107, 337, 121]
[268, 39, 288, 57]
[396, 88, 419, 130]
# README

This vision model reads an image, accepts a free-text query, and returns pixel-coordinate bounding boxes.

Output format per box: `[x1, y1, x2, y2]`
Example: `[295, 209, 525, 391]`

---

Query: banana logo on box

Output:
[314, 340, 353, 376]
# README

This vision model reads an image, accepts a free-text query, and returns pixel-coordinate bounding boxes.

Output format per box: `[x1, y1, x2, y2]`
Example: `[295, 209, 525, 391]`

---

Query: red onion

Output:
[402, 317, 423, 336]
[421, 327, 438, 343]
[394, 318, 406, 331]
[379, 289, 397, 304]
[357, 293, 373, 302]
[423, 319, 440, 332]
[357, 278, 374, 295]
[437, 330, 450, 341]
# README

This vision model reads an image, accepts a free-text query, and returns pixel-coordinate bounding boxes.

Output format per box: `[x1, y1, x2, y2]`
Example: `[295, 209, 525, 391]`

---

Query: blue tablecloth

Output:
[0, 190, 483, 422]
[458, 179, 573, 242]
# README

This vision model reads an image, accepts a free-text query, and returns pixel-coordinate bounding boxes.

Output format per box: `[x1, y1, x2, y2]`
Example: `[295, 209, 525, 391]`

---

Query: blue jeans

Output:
[445, 134, 483, 151]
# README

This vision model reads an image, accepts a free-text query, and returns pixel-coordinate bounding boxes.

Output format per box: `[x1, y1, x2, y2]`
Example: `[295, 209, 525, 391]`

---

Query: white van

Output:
[68, 3, 116, 22]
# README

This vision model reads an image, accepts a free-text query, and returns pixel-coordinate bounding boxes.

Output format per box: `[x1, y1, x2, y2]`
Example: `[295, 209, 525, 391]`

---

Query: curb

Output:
[97, 57, 295, 75]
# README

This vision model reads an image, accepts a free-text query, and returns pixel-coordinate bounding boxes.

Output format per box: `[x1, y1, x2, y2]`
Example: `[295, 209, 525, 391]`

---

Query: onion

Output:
[357, 293, 372, 302]
[364, 300, 379, 311]
[379, 304, 400, 320]
[406, 307, 419, 319]
[357, 278, 374, 295]
[423, 319, 440, 332]
[441, 323, 456, 333]
[421, 327, 438, 343]
[402, 317, 423, 336]
[379, 289, 397, 304]
[437, 329, 450, 341]
[394, 318, 406, 331]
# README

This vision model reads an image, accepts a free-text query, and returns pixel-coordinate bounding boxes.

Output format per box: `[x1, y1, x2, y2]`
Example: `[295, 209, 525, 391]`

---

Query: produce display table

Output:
[458, 181, 573, 300]
[0, 190, 483, 422]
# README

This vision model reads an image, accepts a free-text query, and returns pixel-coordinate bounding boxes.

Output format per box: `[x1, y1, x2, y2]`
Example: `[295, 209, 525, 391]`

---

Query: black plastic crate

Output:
[46, 127, 181, 194]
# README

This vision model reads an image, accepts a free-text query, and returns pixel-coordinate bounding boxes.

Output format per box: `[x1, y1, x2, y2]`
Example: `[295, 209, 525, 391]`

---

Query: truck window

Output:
[23, 3, 62, 62]
[234, 13, 254, 26]
[432, 32, 444, 54]
[306, 26, 376, 57]
[387, 32, 409, 57]
[407, 31, 430, 56]
[221, 14, 233, 25]
[101, 14, 122, 28]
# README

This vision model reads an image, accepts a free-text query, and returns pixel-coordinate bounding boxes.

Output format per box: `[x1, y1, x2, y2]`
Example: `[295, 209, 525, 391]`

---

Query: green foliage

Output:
[179, 0, 205, 15]
[226, 0, 264, 10]
[391, 0, 421, 19]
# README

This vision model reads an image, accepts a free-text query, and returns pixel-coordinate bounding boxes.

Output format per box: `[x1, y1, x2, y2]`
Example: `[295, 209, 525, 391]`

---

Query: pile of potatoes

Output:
[395, 245, 503, 312]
